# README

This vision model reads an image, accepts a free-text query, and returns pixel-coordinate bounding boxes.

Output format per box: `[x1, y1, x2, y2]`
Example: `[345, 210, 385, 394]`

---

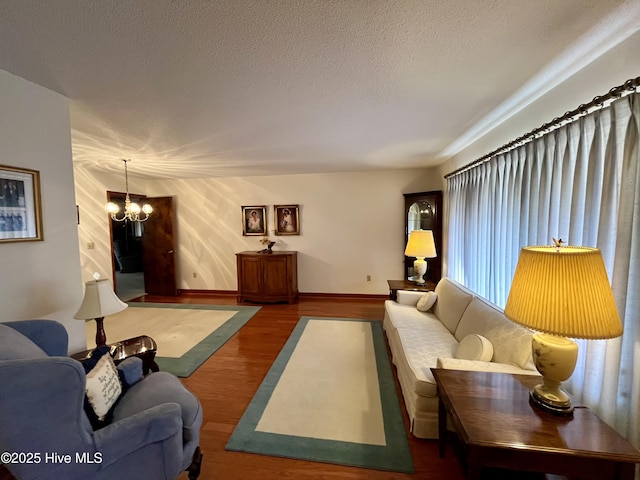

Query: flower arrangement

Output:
[259, 236, 276, 253]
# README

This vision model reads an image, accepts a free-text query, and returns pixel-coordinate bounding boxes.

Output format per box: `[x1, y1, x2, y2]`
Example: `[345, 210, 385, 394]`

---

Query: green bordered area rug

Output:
[225, 316, 414, 473]
[85, 303, 260, 377]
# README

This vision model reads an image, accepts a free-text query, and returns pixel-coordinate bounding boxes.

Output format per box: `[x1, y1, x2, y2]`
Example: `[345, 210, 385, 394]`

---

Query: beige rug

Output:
[226, 316, 413, 472]
[255, 319, 386, 445]
[84, 303, 260, 377]
[86, 307, 235, 357]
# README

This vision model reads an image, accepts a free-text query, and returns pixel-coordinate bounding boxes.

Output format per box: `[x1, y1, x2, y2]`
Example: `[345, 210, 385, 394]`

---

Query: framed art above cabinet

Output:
[403, 191, 442, 284]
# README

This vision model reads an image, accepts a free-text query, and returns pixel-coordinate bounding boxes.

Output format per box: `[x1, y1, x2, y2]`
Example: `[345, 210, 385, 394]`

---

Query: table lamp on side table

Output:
[504, 245, 623, 416]
[74, 274, 128, 348]
[405, 229, 437, 285]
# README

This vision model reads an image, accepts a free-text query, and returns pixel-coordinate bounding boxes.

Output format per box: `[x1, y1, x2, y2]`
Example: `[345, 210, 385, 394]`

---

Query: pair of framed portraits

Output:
[242, 204, 299, 236]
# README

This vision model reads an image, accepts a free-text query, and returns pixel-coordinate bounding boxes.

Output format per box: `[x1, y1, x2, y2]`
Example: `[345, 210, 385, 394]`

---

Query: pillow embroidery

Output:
[416, 291, 438, 312]
[85, 354, 123, 421]
[455, 334, 494, 362]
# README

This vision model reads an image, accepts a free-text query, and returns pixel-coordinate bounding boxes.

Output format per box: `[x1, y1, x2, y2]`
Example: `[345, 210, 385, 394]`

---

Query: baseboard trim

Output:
[177, 289, 387, 301]
[299, 292, 388, 301]
[177, 289, 237, 297]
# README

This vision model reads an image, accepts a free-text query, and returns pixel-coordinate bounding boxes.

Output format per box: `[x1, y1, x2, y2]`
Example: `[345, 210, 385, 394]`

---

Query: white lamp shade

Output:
[405, 230, 437, 258]
[74, 278, 127, 320]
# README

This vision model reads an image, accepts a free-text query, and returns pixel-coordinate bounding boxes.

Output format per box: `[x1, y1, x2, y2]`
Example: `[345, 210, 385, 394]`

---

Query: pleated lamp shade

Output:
[74, 278, 128, 320]
[405, 230, 437, 258]
[504, 246, 622, 339]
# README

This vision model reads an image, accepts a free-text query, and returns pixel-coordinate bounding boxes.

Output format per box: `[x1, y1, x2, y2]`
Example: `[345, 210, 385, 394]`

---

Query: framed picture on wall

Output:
[242, 205, 267, 236]
[0, 165, 43, 243]
[274, 205, 300, 235]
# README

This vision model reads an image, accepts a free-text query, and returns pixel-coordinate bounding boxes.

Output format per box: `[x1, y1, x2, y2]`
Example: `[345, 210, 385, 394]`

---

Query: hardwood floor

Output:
[130, 293, 467, 480]
[0, 294, 467, 480]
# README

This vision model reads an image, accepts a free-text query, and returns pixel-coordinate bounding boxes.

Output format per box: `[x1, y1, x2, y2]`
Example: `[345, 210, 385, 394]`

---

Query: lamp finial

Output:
[552, 237, 565, 251]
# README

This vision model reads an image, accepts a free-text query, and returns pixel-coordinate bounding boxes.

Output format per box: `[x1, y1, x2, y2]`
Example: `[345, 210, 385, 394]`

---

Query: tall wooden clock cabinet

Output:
[403, 191, 443, 284]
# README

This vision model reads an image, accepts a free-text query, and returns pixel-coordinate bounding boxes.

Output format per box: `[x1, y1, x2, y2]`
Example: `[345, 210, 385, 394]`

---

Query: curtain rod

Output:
[444, 76, 640, 179]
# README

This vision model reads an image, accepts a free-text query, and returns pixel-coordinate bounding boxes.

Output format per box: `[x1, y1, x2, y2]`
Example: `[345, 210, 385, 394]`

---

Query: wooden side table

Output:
[387, 279, 435, 301]
[72, 335, 159, 375]
[432, 369, 640, 479]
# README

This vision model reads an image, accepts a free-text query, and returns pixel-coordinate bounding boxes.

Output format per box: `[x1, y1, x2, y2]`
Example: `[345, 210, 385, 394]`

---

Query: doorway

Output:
[108, 191, 146, 301]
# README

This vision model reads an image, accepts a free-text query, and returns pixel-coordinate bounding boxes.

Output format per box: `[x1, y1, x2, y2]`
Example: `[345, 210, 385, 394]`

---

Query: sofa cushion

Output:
[484, 324, 535, 370]
[396, 290, 424, 306]
[437, 357, 540, 375]
[455, 334, 493, 361]
[455, 296, 534, 370]
[383, 301, 441, 332]
[394, 324, 459, 398]
[416, 292, 438, 312]
[0, 323, 47, 360]
[432, 278, 474, 334]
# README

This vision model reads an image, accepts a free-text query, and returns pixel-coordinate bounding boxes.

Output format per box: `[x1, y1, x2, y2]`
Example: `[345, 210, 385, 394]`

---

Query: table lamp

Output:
[504, 245, 622, 416]
[405, 229, 437, 285]
[74, 274, 128, 348]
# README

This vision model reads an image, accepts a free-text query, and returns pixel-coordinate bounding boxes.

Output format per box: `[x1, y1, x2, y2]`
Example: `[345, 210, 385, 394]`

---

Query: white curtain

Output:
[446, 92, 640, 447]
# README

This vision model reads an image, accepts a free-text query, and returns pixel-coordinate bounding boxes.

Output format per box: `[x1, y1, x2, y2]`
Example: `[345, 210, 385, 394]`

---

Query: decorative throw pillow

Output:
[455, 334, 494, 362]
[80, 345, 112, 373]
[85, 354, 123, 421]
[416, 291, 438, 312]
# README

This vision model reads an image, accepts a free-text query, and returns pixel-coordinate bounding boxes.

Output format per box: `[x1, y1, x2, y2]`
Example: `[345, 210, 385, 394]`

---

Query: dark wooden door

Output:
[142, 196, 178, 296]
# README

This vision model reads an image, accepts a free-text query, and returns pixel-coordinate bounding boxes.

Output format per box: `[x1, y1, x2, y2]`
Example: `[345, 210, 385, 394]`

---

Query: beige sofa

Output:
[383, 277, 538, 438]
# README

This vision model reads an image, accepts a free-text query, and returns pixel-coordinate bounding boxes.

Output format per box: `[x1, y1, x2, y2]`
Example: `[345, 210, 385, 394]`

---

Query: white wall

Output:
[150, 169, 441, 294]
[76, 167, 441, 295]
[75, 165, 148, 284]
[0, 70, 85, 353]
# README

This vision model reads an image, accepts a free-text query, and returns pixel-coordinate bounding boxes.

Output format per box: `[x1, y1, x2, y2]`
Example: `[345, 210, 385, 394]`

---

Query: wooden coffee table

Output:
[432, 369, 640, 479]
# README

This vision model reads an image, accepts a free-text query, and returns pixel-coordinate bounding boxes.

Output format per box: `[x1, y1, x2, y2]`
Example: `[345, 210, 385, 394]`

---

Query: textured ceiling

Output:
[0, 0, 637, 179]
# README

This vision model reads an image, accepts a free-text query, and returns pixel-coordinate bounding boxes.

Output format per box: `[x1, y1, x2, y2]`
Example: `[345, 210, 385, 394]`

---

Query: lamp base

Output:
[529, 388, 574, 416]
[94, 317, 107, 348]
[528, 333, 578, 417]
[413, 258, 427, 285]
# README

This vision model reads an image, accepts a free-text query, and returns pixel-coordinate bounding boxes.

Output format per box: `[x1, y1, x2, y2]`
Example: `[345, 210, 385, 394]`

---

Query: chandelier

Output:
[105, 159, 153, 222]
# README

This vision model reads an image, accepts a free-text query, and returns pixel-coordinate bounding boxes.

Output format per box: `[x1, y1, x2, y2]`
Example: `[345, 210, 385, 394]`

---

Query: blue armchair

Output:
[0, 320, 203, 480]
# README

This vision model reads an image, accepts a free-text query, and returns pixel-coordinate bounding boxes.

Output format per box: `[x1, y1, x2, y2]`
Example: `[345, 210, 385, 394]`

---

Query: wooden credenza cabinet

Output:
[236, 251, 298, 304]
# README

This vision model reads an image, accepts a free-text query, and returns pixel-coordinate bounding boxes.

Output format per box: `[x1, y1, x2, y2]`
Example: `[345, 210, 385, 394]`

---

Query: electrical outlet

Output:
[87, 242, 95, 250]
[366, 275, 371, 282]
[193, 272, 197, 278]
